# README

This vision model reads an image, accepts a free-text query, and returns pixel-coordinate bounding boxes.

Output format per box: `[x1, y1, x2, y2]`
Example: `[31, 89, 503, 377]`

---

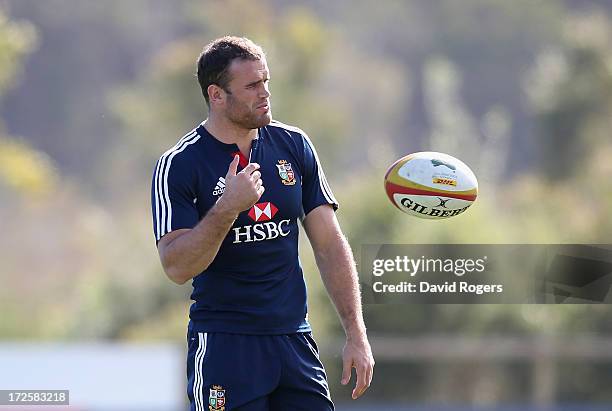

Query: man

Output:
[151, 36, 374, 411]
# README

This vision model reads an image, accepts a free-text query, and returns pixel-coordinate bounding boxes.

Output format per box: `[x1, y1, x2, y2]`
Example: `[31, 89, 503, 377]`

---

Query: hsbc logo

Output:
[233, 202, 290, 243]
[248, 202, 278, 222]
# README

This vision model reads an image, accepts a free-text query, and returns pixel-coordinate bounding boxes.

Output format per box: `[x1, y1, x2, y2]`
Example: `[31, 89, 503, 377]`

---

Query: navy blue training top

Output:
[151, 120, 338, 334]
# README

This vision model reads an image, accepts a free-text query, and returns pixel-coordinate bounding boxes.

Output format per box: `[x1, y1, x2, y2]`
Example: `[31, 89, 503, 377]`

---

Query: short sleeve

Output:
[300, 132, 339, 216]
[151, 152, 199, 242]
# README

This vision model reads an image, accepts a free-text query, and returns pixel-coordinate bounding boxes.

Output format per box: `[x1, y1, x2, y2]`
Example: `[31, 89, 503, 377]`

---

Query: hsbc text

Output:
[233, 220, 291, 244]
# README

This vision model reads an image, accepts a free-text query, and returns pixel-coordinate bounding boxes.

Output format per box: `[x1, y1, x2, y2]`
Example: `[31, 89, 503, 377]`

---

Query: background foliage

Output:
[1, 0, 611, 405]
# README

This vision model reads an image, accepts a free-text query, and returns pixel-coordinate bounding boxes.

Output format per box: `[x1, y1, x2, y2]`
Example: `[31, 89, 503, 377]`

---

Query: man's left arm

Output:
[302, 204, 375, 400]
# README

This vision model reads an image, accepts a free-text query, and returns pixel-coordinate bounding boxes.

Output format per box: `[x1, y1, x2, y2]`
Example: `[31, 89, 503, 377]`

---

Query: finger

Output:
[341, 357, 352, 386]
[254, 179, 263, 190]
[359, 363, 373, 399]
[241, 162, 260, 175]
[352, 364, 368, 399]
[256, 185, 265, 197]
[250, 170, 262, 182]
[226, 155, 239, 177]
[363, 360, 374, 393]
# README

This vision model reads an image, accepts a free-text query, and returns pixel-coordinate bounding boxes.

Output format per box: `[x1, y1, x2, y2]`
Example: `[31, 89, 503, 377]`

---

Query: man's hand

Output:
[341, 336, 374, 399]
[218, 155, 265, 214]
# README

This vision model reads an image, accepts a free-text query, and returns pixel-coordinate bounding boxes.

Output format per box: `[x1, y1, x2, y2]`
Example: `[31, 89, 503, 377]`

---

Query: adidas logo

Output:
[212, 177, 226, 196]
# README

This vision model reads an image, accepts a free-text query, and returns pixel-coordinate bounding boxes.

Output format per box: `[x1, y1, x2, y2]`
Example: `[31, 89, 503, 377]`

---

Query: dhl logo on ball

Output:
[432, 177, 457, 186]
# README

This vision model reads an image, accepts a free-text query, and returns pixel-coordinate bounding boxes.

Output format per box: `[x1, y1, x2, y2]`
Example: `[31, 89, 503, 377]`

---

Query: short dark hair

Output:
[197, 36, 265, 106]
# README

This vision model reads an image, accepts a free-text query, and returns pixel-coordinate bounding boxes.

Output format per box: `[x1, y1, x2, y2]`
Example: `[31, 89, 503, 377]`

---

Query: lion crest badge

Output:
[209, 385, 226, 411]
[276, 160, 296, 186]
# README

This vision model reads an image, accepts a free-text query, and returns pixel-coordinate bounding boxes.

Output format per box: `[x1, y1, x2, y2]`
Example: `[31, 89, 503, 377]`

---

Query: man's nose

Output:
[260, 84, 271, 98]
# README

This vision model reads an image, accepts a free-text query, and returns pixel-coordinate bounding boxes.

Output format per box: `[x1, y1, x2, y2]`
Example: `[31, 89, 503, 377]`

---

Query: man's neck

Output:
[204, 115, 258, 147]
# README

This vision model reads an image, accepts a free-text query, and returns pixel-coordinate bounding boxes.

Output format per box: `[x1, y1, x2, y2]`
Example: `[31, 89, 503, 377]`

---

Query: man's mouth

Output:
[256, 102, 269, 111]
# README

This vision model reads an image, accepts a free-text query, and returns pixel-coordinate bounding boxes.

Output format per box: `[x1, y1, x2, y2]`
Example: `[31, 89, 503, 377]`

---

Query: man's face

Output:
[222, 57, 272, 129]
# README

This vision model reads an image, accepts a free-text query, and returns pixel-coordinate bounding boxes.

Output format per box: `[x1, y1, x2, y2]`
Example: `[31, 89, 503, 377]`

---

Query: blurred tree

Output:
[1, 0, 612, 404]
[0, 10, 37, 95]
[0, 136, 57, 197]
[0, 4, 189, 341]
[0, 6, 60, 336]
[525, 9, 612, 180]
[0, 7, 51, 198]
[1, 0, 192, 181]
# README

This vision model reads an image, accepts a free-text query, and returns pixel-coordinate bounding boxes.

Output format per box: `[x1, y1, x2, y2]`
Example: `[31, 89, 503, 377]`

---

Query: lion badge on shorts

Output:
[276, 160, 296, 186]
[209, 385, 225, 411]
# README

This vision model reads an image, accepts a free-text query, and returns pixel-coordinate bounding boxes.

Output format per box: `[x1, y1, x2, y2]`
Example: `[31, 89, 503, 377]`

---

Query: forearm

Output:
[317, 234, 367, 341]
[161, 198, 238, 283]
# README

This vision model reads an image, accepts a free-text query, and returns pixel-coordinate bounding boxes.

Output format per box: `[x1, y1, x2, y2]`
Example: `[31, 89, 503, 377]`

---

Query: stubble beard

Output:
[226, 95, 272, 130]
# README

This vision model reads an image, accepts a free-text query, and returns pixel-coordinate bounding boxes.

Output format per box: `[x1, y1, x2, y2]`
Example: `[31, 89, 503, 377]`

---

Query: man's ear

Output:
[207, 84, 225, 106]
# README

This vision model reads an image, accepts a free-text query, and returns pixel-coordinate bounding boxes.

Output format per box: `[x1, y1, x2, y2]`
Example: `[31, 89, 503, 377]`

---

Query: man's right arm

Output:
[157, 198, 238, 284]
[157, 155, 264, 284]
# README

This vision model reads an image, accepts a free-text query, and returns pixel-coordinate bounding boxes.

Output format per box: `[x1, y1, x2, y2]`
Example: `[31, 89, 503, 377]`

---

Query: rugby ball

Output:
[384, 152, 478, 219]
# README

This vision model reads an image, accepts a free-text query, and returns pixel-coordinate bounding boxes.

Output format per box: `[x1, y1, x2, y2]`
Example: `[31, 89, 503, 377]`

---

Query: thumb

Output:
[226, 155, 239, 177]
[341, 357, 352, 385]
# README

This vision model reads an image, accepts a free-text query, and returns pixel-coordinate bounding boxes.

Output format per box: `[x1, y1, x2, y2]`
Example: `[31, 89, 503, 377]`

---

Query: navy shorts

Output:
[187, 331, 334, 411]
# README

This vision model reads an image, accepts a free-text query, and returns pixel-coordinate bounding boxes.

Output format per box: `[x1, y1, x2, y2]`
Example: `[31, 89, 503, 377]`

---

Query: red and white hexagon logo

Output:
[248, 202, 278, 222]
